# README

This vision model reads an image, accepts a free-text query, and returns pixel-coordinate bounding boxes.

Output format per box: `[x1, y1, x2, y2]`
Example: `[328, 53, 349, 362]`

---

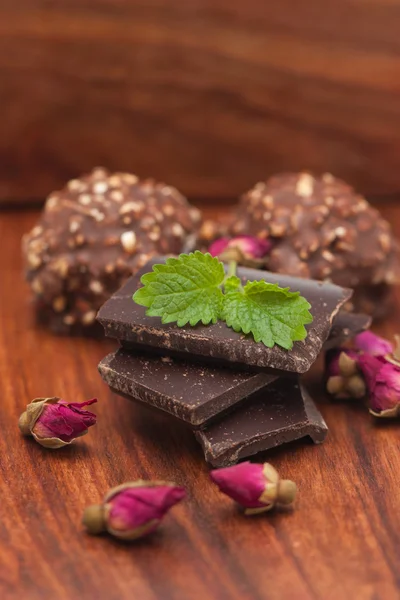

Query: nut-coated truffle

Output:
[22, 168, 202, 334]
[225, 172, 400, 318]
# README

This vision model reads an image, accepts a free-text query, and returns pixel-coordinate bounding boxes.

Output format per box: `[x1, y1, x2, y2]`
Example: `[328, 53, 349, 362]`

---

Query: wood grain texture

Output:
[2, 1, 400, 204]
[1, 205, 400, 600]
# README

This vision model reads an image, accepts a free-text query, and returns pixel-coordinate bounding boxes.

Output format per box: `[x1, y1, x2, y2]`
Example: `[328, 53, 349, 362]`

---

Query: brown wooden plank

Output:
[0, 205, 399, 599]
[2, 1, 400, 204]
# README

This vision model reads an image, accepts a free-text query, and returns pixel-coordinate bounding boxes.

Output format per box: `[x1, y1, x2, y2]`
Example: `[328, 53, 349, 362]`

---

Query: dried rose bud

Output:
[354, 331, 393, 356]
[209, 236, 272, 267]
[325, 349, 366, 399]
[210, 462, 297, 515]
[82, 481, 186, 540]
[208, 237, 231, 257]
[18, 397, 97, 448]
[358, 354, 400, 418]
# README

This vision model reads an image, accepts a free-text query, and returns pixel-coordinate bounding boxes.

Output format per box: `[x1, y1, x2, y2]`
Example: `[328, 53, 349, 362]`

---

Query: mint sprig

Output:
[133, 251, 313, 350]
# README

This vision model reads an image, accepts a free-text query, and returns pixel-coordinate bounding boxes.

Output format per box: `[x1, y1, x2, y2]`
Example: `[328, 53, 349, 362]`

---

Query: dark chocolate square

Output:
[97, 258, 352, 374]
[98, 349, 276, 427]
[196, 379, 328, 467]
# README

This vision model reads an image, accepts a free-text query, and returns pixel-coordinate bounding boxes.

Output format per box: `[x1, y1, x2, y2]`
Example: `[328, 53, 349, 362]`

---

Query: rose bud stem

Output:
[326, 375, 346, 396]
[82, 505, 107, 535]
[18, 412, 31, 436]
[338, 352, 358, 377]
[245, 478, 297, 516]
[325, 349, 365, 400]
[345, 375, 367, 399]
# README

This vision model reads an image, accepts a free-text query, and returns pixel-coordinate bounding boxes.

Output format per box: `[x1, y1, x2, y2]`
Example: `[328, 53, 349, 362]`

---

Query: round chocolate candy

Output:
[22, 168, 202, 334]
[225, 172, 400, 318]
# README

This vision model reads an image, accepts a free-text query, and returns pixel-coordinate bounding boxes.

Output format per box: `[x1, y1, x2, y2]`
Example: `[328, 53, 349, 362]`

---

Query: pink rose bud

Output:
[209, 236, 272, 266]
[208, 237, 230, 257]
[358, 354, 400, 418]
[18, 397, 97, 448]
[83, 481, 186, 540]
[354, 331, 393, 356]
[210, 462, 297, 515]
[325, 349, 366, 399]
[226, 236, 272, 259]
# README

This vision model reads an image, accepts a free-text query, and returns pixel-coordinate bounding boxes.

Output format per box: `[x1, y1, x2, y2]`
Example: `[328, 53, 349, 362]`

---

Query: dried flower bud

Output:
[83, 481, 186, 540]
[325, 349, 366, 399]
[354, 331, 393, 356]
[208, 237, 231, 257]
[210, 462, 297, 515]
[209, 236, 272, 268]
[358, 354, 400, 418]
[18, 397, 97, 448]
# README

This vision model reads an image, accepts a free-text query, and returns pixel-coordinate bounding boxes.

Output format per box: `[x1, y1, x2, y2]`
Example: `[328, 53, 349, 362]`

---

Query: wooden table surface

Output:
[1, 206, 400, 600]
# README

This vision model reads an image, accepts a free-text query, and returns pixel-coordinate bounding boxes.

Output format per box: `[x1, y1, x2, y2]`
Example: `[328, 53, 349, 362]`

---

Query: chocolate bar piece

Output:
[196, 379, 328, 467]
[97, 259, 352, 374]
[324, 311, 371, 350]
[98, 349, 276, 427]
[98, 349, 327, 465]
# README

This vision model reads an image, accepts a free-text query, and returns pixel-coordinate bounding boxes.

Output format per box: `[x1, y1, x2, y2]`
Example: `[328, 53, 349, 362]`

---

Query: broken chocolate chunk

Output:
[97, 258, 352, 374]
[196, 379, 328, 467]
[324, 311, 371, 350]
[98, 349, 276, 427]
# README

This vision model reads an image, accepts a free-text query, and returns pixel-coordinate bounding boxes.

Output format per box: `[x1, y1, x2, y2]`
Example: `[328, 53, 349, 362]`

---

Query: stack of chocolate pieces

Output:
[97, 259, 370, 466]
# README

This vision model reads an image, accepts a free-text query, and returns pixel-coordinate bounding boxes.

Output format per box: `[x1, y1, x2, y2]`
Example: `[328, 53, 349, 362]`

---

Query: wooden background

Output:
[2, 0, 400, 204]
[1, 204, 399, 600]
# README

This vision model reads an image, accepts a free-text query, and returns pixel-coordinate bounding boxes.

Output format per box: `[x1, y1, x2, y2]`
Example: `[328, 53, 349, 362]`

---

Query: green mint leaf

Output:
[133, 251, 225, 326]
[221, 280, 313, 350]
[224, 275, 241, 292]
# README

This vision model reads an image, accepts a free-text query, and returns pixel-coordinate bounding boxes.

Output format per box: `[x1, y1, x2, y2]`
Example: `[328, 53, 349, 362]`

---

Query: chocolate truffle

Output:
[22, 168, 201, 334]
[226, 173, 400, 318]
